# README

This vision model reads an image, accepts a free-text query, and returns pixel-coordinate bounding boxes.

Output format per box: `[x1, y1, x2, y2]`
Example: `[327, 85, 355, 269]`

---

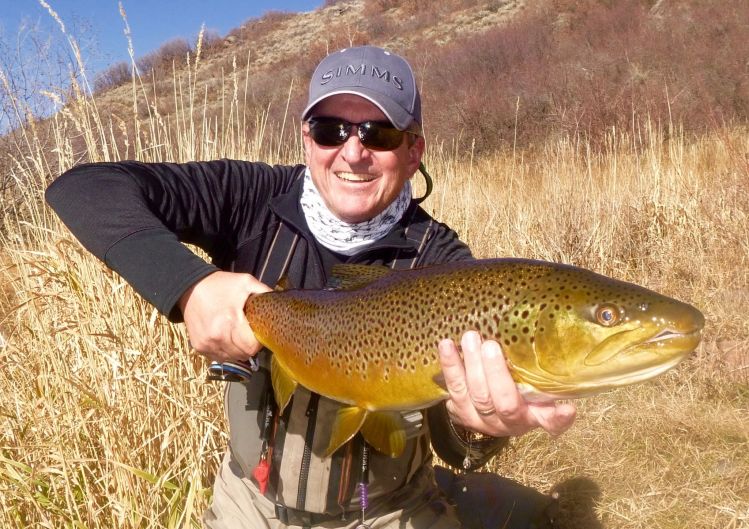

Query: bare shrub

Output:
[364, 0, 484, 18]
[93, 61, 131, 93]
[417, 6, 558, 151]
[199, 29, 223, 52]
[228, 10, 296, 43]
[135, 38, 192, 77]
[419, 0, 749, 152]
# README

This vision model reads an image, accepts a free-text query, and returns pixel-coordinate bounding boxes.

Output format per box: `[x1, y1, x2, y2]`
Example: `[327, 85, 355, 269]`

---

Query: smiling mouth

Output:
[336, 172, 377, 183]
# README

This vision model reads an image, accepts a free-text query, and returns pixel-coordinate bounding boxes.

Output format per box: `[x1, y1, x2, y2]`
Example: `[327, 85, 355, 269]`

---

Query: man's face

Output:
[302, 94, 425, 224]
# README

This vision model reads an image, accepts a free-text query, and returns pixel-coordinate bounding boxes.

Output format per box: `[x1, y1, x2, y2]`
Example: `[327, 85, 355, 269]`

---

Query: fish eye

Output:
[595, 304, 621, 326]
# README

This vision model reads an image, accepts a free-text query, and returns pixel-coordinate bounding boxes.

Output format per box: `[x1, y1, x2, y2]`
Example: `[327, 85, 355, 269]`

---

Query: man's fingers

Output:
[529, 402, 577, 437]
[180, 271, 271, 363]
[438, 338, 468, 398]
[462, 331, 494, 414]
[231, 316, 262, 358]
[480, 339, 525, 420]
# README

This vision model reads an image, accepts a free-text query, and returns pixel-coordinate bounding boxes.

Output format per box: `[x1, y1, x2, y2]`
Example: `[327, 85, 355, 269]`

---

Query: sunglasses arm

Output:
[413, 162, 433, 204]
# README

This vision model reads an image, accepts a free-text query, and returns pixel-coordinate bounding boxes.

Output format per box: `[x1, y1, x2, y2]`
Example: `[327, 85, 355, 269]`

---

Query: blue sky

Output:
[0, 0, 322, 75]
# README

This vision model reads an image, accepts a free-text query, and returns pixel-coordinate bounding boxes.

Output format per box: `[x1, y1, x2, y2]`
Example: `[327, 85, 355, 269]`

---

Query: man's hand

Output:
[438, 330, 576, 438]
[178, 271, 272, 363]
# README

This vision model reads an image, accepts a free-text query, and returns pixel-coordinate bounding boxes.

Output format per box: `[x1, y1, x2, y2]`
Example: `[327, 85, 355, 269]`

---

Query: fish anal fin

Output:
[328, 264, 393, 291]
[271, 355, 297, 413]
[361, 411, 407, 458]
[326, 406, 368, 457]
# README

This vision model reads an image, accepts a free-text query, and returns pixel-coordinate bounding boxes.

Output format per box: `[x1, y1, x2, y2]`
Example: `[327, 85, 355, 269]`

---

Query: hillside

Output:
[90, 0, 528, 154]
[78, 0, 749, 158]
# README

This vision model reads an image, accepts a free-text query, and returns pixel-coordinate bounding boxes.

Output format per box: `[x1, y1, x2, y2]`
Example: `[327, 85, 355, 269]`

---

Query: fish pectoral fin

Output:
[328, 264, 393, 290]
[360, 411, 407, 458]
[326, 407, 368, 457]
[431, 372, 447, 392]
[271, 356, 297, 413]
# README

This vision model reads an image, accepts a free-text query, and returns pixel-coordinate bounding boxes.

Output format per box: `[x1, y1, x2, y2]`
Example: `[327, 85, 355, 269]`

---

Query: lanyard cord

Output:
[356, 442, 371, 529]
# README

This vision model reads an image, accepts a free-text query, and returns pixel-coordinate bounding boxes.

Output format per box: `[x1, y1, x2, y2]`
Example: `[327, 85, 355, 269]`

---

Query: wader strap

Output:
[253, 219, 299, 503]
[389, 204, 434, 270]
[257, 221, 300, 287]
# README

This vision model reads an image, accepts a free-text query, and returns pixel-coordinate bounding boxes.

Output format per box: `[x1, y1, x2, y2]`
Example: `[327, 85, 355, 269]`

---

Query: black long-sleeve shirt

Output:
[46, 159, 506, 516]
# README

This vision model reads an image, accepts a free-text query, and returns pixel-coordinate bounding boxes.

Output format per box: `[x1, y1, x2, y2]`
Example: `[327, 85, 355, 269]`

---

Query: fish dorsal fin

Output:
[275, 274, 294, 291]
[328, 264, 393, 291]
[361, 411, 407, 458]
[271, 355, 297, 413]
[325, 406, 368, 457]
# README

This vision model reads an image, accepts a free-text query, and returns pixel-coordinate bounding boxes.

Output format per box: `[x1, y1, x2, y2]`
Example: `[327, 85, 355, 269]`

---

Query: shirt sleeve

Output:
[45, 159, 302, 320]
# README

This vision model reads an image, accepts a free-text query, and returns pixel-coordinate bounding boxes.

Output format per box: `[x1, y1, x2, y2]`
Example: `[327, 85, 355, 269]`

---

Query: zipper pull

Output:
[252, 447, 271, 494]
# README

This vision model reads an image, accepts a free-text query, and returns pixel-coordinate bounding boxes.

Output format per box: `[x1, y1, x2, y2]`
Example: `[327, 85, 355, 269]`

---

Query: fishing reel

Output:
[206, 358, 259, 382]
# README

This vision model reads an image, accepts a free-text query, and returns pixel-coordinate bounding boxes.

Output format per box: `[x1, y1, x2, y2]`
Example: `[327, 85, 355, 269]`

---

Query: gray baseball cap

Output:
[301, 46, 422, 131]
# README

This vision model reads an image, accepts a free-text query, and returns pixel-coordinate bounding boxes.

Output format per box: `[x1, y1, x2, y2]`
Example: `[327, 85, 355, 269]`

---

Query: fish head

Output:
[504, 267, 705, 400]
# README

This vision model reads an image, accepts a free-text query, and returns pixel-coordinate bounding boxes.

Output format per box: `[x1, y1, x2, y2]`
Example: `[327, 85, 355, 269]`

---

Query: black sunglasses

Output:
[307, 116, 421, 151]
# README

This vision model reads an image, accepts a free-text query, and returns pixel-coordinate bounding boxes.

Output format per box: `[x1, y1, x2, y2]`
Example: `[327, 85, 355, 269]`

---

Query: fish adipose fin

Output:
[361, 411, 407, 458]
[326, 406, 368, 457]
[328, 264, 393, 290]
[271, 355, 297, 413]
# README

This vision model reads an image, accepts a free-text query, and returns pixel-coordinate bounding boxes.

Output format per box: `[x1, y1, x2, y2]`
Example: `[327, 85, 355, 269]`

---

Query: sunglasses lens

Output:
[308, 118, 407, 150]
[358, 122, 405, 151]
[308, 119, 349, 147]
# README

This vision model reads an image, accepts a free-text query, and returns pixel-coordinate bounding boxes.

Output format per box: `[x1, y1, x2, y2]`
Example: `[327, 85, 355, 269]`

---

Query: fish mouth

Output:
[513, 327, 702, 400]
[643, 328, 684, 343]
[626, 327, 703, 352]
[583, 324, 702, 367]
[513, 351, 690, 401]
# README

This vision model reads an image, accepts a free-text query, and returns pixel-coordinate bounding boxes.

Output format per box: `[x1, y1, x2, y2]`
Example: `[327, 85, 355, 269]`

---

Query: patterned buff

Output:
[300, 168, 412, 256]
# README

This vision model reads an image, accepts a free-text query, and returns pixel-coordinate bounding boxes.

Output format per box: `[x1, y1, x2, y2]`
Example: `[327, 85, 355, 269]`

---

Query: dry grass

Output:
[419, 125, 749, 528]
[1, 3, 748, 529]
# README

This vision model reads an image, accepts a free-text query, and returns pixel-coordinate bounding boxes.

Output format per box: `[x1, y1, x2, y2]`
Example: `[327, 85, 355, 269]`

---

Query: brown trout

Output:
[245, 259, 704, 458]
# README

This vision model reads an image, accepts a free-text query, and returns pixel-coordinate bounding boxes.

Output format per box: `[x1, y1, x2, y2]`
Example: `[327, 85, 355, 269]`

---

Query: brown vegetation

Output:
[89, 0, 749, 154]
[416, 0, 749, 151]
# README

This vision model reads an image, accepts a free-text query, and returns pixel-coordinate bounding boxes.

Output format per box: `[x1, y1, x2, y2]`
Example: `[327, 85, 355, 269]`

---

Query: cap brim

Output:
[301, 88, 414, 131]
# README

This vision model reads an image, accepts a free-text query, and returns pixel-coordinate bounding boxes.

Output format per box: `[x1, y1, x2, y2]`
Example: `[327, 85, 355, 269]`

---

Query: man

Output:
[46, 46, 575, 528]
